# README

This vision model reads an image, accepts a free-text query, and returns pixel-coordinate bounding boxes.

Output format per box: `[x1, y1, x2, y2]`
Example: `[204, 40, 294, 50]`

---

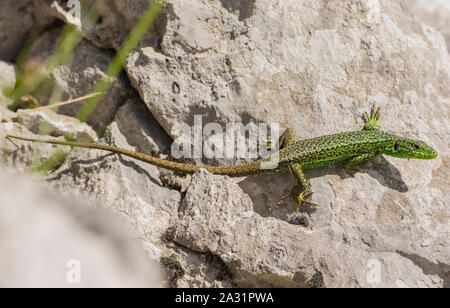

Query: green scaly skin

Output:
[6, 106, 437, 212]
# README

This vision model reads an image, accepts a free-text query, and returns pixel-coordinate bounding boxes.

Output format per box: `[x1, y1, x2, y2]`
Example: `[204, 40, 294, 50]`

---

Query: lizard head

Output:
[384, 138, 437, 159]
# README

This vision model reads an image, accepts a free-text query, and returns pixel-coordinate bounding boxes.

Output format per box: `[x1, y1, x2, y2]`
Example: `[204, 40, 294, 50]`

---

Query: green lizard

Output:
[6, 106, 437, 212]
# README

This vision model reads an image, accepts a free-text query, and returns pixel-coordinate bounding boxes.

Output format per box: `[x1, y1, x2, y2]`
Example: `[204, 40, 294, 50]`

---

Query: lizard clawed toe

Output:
[363, 105, 382, 130]
[281, 185, 317, 214]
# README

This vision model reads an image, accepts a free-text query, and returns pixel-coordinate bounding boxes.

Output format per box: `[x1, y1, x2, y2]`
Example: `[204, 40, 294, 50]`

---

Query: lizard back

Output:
[278, 130, 397, 169]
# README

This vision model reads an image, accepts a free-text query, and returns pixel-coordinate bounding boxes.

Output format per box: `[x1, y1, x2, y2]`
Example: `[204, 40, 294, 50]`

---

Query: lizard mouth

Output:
[417, 151, 437, 159]
[427, 151, 438, 159]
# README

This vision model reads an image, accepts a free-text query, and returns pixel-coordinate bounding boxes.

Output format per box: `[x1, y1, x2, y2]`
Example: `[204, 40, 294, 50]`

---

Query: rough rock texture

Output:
[41, 122, 181, 256]
[114, 98, 172, 155]
[174, 169, 449, 288]
[0, 169, 164, 287]
[17, 110, 98, 142]
[0, 121, 71, 173]
[1, 116, 226, 287]
[24, 27, 134, 132]
[0, 0, 54, 61]
[0, 118, 182, 286]
[0, 61, 16, 95]
[0, 0, 449, 287]
[408, 0, 450, 51]
[85, 0, 161, 50]
[124, 0, 449, 146]
[0, 61, 16, 118]
[128, 0, 449, 287]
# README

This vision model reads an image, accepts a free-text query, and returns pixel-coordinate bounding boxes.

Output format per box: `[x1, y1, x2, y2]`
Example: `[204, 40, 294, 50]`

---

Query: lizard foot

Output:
[363, 105, 382, 130]
[281, 185, 317, 214]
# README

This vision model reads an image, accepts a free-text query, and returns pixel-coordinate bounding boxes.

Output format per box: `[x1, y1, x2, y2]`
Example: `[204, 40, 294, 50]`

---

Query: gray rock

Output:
[0, 0, 449, 288]
[25, 27, 134, 132]
[0, 168, 164, 287]
[160, 244, 234, 288]
[124, 0, 448, 148]
[17, 110, 98, 142]
[0, 1, 54, 61]
[41, 0, 160, 50]
[0, 61, 16, 94]
[123, 1, 449, 287]
[0, 120, 217, 287]
[0, 0, 33, 61]
[114, 99, 193, 192]
[0, 121, 72, 173]
[42, 122, 181, 264]
[0, 61, 16, 117]
[407, 0, 450, 51]
[174, 169, 448, 288]
[114, 98, 172, 155]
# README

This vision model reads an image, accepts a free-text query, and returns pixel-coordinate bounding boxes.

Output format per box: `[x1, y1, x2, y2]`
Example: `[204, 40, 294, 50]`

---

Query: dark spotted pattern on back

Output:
[277, 130, 398, 169]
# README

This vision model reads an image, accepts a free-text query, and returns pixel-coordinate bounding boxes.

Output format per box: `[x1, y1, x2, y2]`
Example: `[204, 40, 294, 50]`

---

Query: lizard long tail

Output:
[6, 135, 263, 177]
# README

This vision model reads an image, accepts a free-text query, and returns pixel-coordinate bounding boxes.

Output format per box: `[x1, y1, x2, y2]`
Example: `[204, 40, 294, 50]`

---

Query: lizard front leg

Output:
[281, 163, 317, 213]
[344, 153, 377, 176]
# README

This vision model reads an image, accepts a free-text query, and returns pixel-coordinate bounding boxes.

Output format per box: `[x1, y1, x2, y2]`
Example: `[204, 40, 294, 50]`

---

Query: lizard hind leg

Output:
[363, 105, 382, 130]
[279, 128, 296, 149]
[281, 163, 317, 213]
[266, 128, 295, 151]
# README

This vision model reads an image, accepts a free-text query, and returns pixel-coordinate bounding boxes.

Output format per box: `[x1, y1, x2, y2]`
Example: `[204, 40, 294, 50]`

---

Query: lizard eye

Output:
[394, 143, 399, 151]
[413, 144, 420, 151]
